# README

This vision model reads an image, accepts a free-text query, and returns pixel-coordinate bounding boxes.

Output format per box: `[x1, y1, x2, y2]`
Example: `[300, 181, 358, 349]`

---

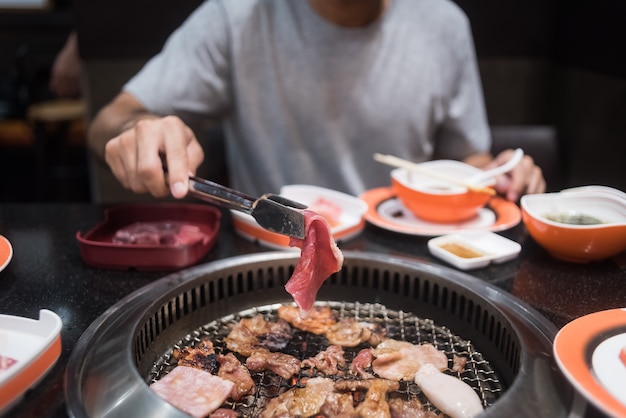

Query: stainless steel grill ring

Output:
[65, 251, 577, 417]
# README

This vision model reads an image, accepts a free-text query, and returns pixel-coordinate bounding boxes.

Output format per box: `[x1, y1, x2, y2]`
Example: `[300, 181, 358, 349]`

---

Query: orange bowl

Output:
[391, 160, 494, 223]
[521, 190, 626, 263]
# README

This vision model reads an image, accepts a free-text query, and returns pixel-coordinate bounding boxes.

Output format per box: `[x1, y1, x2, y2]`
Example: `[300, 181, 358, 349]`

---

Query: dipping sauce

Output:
[439, 242, 483, 258]
[544, 213, 605, 225]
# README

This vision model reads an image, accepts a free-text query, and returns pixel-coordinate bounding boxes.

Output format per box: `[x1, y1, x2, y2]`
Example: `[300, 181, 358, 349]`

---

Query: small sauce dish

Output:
[428, 231, 521, 270]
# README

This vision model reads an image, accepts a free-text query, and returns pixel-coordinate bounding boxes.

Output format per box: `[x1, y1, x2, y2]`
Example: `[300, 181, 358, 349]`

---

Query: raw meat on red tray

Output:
[112, 221, 207, 246]
[285, 210, 344, 317]
[150, 365, 233, 418]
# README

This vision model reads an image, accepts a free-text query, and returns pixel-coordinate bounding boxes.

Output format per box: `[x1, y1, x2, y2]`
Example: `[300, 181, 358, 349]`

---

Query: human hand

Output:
[489, 149, 546, 202]
[104, 116, 205, 198]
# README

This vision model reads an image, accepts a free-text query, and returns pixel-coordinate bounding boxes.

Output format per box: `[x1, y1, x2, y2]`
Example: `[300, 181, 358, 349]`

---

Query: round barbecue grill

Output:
[65, 251, 578, 417]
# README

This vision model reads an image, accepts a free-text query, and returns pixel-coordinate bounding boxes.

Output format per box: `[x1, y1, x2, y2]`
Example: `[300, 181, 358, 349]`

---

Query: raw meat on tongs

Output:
[285, 210, 344, 317]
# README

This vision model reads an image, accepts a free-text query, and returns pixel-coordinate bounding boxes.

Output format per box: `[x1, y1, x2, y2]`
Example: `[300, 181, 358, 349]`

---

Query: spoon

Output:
[467, 148, 524, 185]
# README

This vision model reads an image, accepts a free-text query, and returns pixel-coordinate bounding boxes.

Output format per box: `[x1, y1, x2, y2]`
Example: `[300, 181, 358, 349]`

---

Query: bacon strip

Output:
[286, 210, 344, 317]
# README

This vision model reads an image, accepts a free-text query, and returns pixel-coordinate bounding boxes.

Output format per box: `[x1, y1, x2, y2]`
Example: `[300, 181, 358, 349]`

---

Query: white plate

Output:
[554, 308, 626, 418]
[0, 310, 62, 415]
[232, 184, 367, 249]
[360, 188, 521, 237]
[428, 231, 521, 270]
[0, 236, 12, 273]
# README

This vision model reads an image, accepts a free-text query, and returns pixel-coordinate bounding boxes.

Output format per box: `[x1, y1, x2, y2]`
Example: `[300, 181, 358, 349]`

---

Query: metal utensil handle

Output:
[188, 176, 255, 213]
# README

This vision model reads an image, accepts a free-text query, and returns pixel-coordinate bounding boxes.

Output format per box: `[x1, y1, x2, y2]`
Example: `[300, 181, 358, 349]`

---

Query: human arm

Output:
[49, 31, 82, 99]
[87, 91, 204, 198]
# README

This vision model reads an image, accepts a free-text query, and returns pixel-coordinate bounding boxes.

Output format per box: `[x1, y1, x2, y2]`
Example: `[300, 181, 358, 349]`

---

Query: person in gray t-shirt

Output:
[88, 0, 545, 202]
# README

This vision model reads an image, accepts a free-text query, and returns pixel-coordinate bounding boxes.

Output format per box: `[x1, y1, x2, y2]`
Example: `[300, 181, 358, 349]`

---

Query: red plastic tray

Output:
[76, 203, 221, 271]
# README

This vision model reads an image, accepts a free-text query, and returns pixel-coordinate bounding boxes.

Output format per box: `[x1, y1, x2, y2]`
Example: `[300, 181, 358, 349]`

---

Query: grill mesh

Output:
[148, 301, 504, 416]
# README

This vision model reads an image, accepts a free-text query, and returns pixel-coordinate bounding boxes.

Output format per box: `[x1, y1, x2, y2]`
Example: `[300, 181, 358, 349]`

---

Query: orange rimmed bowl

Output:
[391, 160, 495, 223]
[521, 189, 626, 263]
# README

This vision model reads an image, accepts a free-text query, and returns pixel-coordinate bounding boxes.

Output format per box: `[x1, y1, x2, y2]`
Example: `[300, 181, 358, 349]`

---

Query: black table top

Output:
[1, 202, 624, 418]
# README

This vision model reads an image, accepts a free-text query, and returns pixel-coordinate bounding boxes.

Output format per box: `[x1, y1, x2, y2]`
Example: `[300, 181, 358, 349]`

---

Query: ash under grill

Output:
[66, 251, 576, 418]
[150, 302, 503, 416]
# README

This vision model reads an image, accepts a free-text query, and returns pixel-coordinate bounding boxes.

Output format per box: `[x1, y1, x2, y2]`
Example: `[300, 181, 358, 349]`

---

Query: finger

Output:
[506, 156, 536, 202]
[134, 119, 170, 197]
[162, 118, 198, 198]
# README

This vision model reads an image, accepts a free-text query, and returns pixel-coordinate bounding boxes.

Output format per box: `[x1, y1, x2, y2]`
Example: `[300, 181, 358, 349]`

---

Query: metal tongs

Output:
[188, 176, 307, 239]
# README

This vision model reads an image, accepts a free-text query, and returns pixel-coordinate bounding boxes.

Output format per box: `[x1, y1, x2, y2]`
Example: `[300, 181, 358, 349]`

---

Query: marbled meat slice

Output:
[277, 305, 337, 335]
[259, 377, 336, 418]
[217, 353, 256, 401]
[372, 339, 448, 381]
[301, 344, 346, 375]
[112, 220, 207, 246]
[173, 338, 218, 373]
[286, 210, 344, 317]
[224, 314, 292, 356]
[150, 365, 233, 418]
[245, 349, 301, 380]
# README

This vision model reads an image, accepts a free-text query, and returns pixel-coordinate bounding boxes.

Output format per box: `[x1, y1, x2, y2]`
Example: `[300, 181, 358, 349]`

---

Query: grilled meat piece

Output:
[326, 318, 383, 348]
[245, 349, 301, 380]
[217, 353, 256, 401]
[174, 339, 218, 373]
[302, 344, 346, 375]
[224, 315, 292, 356]
[350, 348, 375, 379]
[372, 339, 448, 381]
[277, 305, 337, 335]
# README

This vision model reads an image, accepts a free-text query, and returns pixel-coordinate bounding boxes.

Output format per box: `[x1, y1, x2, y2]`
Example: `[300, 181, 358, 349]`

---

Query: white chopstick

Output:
[373, 153, 496, 195]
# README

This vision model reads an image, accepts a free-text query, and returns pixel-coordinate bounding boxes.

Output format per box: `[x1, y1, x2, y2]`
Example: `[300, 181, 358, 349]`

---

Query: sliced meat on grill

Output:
[326, 318, 383, 348]
[277, 305, 337, 335]
[259, 376, 336, 418]
[350, 348, 375, 379]
[210, 408, 240, 418]
[452, 355, 468, 373]
[372, 340, 448, 381]
[334, 378, 399, 393]
[150, 365, 233, 418]
[217, 353, 256, 401]
[301, 344, 346, 375]
[224, 315, 292, 356]
[245, 349, 301, 380]
[388, 397, 442, 418]
[354, 378, 400, 418]
[112, 221, 207, 246]
[173, 339, 218, 373]
[319, 392, 358, 417]
[414, 363, 483, 418]
[286, 210, 344, 317]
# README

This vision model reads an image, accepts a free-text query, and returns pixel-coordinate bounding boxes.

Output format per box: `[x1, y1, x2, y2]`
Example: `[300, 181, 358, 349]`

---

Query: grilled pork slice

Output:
[150, 365, 233, 418]
[217, 353, 256, 401]
[388, 397, 442, 418]
[245, 349, 301, 380]
[259, 377, 346, 418]
[354, 378, 400, 418]
[301, 344, 346, 375]
[174, 339, 218, 373]
[277, 305, 337, 335]
[224, 314, 292, 356]
[286, 210, 344, 317]
[372, 339, 448, 381]
[414, 363, 483, 418]
[326, 318, 383, 348]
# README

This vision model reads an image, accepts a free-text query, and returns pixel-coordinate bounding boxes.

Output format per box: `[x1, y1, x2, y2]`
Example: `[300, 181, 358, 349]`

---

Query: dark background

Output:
[1, 0, 625, 202]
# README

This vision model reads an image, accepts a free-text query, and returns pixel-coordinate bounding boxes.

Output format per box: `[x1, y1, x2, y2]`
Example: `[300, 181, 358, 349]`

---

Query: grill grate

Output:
[149, 301, 504, 416]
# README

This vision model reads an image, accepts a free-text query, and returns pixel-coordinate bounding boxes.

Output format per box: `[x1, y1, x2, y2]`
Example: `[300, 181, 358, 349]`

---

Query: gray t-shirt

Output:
[125, 0, 490, 197]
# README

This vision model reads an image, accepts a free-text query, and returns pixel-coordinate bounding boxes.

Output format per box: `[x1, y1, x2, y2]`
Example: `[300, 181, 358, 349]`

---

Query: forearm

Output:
[87, 92, 158, 161]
